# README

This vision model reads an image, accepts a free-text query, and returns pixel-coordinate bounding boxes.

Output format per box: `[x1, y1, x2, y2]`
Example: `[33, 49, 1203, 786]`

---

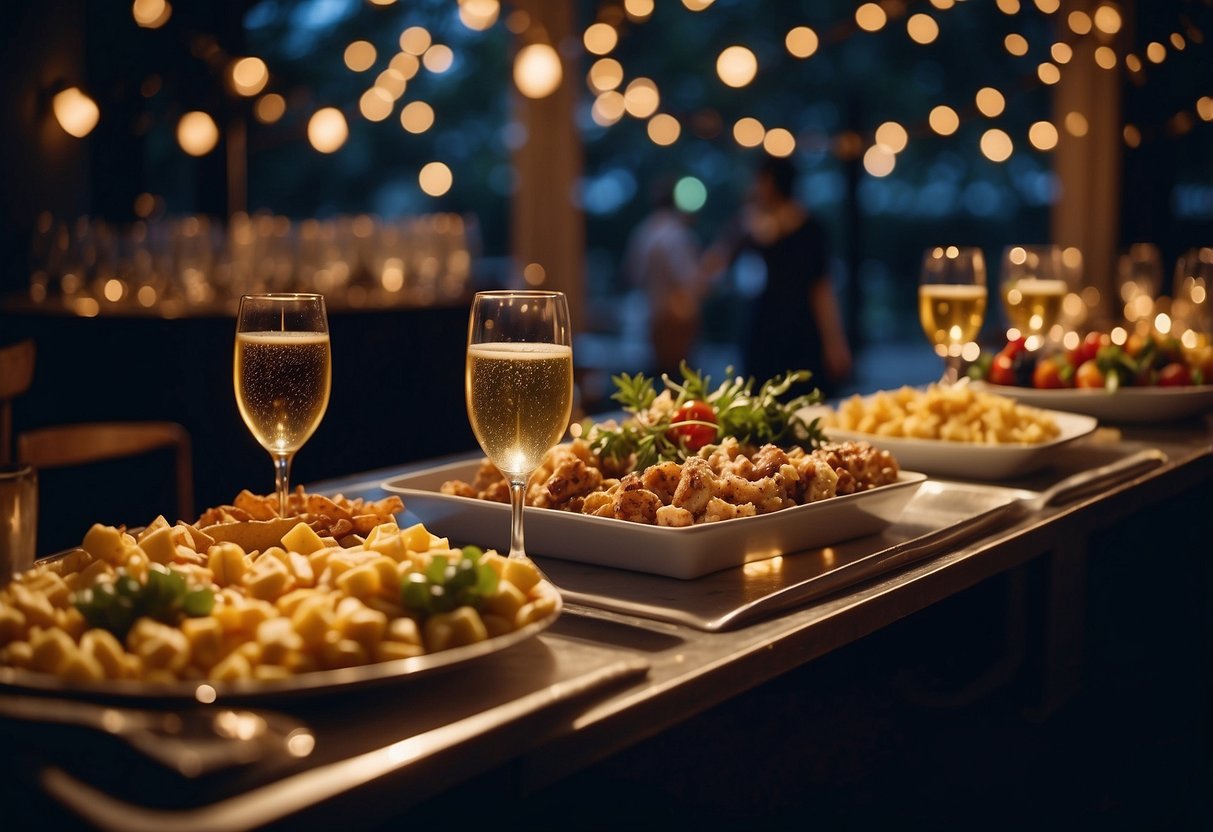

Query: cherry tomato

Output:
[1068, 332, 1109, 369]
[668, 401, 718, 451]
[988, 353, 1017, 386]
[1032, 357, 1068, 389]
[1157, 362, 1192, 387]
[1074, 359, 1105, 389]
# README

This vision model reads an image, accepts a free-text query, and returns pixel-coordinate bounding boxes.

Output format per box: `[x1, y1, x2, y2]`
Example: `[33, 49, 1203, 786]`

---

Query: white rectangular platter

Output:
[383, 460, 926, 580]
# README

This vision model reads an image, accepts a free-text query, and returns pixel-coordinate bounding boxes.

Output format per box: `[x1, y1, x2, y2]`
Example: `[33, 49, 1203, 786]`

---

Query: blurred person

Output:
[623, 177, 709, 378]
[706, 154, 852, 397]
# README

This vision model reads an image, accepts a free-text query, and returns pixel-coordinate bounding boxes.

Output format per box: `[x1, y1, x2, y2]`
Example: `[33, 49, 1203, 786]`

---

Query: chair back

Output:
[0, 339, 36, 464]
[18, 421, 194, 522]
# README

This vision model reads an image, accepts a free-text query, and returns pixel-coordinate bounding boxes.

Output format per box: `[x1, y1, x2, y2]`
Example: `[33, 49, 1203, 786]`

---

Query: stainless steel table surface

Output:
[21, 417, 1213, 830]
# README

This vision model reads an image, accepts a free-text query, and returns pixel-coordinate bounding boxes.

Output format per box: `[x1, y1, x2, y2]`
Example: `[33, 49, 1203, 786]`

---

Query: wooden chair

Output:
[18, 422, 195, 523]
[0, 339, 36, 465]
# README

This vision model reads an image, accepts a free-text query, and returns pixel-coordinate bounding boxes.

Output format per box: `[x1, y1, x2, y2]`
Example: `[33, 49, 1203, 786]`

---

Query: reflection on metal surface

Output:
[194, 684, 217, 704]
[743, 556, 784, 579]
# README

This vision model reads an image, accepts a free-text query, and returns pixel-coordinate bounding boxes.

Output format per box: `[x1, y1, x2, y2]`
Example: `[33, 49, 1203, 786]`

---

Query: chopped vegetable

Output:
[73, 563, 215, 640]
[400, 546, 500, 616]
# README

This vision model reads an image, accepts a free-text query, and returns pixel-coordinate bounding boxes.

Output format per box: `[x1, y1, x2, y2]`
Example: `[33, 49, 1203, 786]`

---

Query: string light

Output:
[1094, 46, 1118, 69]
[1067, 11, 1092, 34]
[1034, 0, 1060, 14]
[177, 111, 219, 156]
[1037, 61, 1061, 84]
[980, 128, 1013, 162]
[418, 161, 452, 196]
[875, 121, 908, 153]
[1064, 111, 1089, 137]
[763, 127, 795, 157]
[976, 87, 1005, 117]
[132, 0, 171, 29]
[423, 44, 454, 73]
[588, 58, 624, 93]
[457, 0, 499, 31]
[344, 41, 376, 72]
[682, 0, 714, 11]
[929, 105, 959, 135]
[254, 93, 285, 124]
[855, 3, 887, 33]
[399, 27, 432, 56]
[624, 0, 654, 22]
[514, 43, 562, 99]
[52, 87, 100, 138]
[308, 108, 348, 153]
[1170, 33, 1186, 51]
[647, 113, 681, 145]
[623, 77, 660, 117]
[584, 22, 618, 55]
[1146, 42, 1167, 63]
[390, 53, 421, 80]
[786, 26, 819, 58]
[230, 57, 269, 97]
[1004, 33, 1028, 57]
[930, 0, 956, 9]
[375, 68, 407, 100]
[733, 116, 765, 147]
[359, 88, 394, 121]
[1050, 42, 1072, 64]
[1028, 120, 1058, 150]
[996, 0, 1020, 13]
[863, 145, 896, 177]
[591, 90, 626, 126]
[1093, 4, 1122, 35]
[716, 46, 758, 88]
[907, 14, 940, 45]
[1197, 96, 1213, 121]
[1125, 54, 1143, 73]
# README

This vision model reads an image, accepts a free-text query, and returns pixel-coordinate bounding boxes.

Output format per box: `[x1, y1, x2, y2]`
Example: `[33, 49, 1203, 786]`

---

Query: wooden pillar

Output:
[509, 0, 586, 332]
[1052, 0, 1126, 325]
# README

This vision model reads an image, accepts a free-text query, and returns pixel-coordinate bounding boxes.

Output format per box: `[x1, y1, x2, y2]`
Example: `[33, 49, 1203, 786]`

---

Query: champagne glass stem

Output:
[273, 452, 294, 518]
[942, 353, 962, 385]
[508, 479, 527, 560]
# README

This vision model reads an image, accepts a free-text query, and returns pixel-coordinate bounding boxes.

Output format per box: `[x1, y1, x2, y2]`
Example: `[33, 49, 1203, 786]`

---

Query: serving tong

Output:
[0, 692, 314, 777]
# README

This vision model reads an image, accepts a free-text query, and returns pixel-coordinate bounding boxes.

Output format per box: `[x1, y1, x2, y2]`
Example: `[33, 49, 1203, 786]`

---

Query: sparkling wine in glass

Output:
[1000, 244, 1067, 349]
[234, 293, 331, 518]
[919, 246, 987, 384]
[466, 291, 572, 560]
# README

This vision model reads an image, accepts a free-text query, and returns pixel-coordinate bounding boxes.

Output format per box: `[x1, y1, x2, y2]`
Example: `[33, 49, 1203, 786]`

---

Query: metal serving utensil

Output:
[0, 693, 315, 777]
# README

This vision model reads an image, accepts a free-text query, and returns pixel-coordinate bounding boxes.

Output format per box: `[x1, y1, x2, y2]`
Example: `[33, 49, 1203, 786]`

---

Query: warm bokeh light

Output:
[390, 52, 421, 80]
[457, 0, 499, 31]
[647, 113, 681, 146]
[875, 121, 908, 153]
[591, 90, 626, 126]
[399, 26, 432, 56]
[980, 128, 1013, 162]
[1051, 43, 1072, 64]
[855, 3, 887, 32]
[52, 87, 100, 138]
[623, 77, 660, 118]
[1034, 0, 1060, 13]
[177, 111, 219, 156]
[996, 0, 1020, 12]
[359, 88, 393, 122]
[625, 0, 654, 21]
[1197, 96, 1213, 122]
[375, 69, 407, 100]
[344, 41, 377, 72]
[1094, 46, 1117, 69]
[863, 145, 896, 177]
[930, 0, 955, 9]
[1146, 42, 1166, 63]
[907, 14, 939, 45]
[424, 44, 454, 73]
[418, 161, 452, 196]
[976, 87, 1005, 117]
[588, 58, 623, 92]
[514, 43, 562, 99]
[763, 127, 795, 157]
[1067, 11, 1092, 35]
[733, 116, 765, 147]
[132, 0, 171, 29]
[400, 100, 434, 133]
[1004, 33, 1029, 56]
[1170, 32, 1186, 50]
[929, 105, 959, 135]
[1028, 120, 1058, 150]
[1038, 62, 1061, 84]
[584, 22, 618, 56]
[716, 46, 758, 88]
[230, 57, 269, 97]
[786, 26, 819, 58]
[1064, 111, 1089, 137]
[682, 0, 714, 10]
[1123, 124, 1141, 147]
[1093, 4, 1122, 34]
[254, 93, 285, 124]
[308, 108, 348, 154]
[1125, 54, 1142, 73]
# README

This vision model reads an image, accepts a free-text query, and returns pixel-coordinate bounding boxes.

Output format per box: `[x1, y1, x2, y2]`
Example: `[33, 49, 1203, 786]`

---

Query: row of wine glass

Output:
[919, 243, 1213, 382]
[26, 211, 479, 315]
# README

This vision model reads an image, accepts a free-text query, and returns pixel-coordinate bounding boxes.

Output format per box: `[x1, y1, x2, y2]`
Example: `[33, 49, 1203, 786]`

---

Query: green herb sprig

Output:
[589, 362, 826, 469]
[401, 546, 500, 616]
[73, 564, 215, 640]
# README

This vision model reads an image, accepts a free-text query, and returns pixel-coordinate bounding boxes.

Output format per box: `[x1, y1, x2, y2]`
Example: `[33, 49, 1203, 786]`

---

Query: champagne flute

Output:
[234, 293, 332, 518]
[919, 246, 987, 384]
[1173, 247, 1213, 349]
[1000, 244, 1067, 349]
[466, 291, 573, 560]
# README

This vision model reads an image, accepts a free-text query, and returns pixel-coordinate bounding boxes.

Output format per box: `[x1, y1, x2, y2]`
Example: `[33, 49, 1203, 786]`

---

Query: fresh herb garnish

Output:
[73, 563, 215, 640]
[588, 362, 826, 469]
[401, 545, 500, 616]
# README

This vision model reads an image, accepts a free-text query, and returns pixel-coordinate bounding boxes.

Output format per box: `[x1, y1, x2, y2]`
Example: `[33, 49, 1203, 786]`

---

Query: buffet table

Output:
[4, 418, 1211, 830]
